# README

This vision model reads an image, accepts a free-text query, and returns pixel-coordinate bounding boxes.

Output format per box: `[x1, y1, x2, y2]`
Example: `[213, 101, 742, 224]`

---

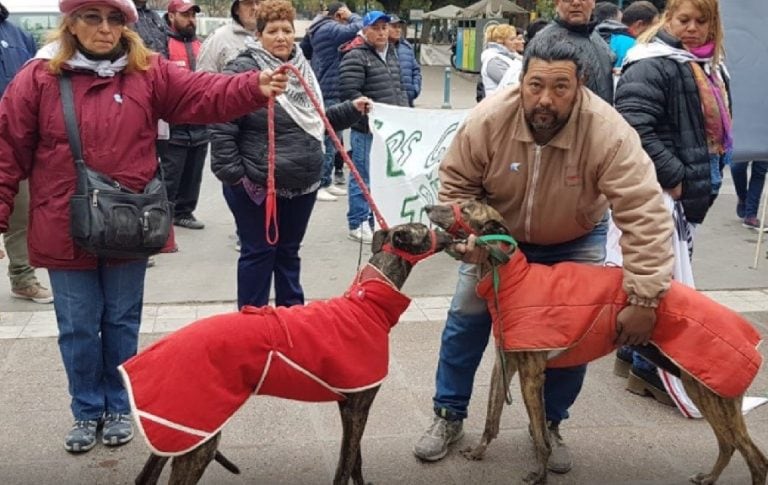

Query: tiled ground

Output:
[2, 289, 767, 339]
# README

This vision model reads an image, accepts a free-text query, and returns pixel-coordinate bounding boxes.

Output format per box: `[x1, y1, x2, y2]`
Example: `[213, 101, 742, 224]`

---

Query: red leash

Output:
[265, 64, 390, 245]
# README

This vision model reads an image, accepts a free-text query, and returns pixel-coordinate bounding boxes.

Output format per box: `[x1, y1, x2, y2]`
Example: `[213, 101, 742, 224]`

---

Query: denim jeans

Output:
[347, 130, 374, 230]
[731, 161, 768, 218]
[321, 98, 341, 188]
[223, 184, 316, 309]
[49, 259, 147, 421]
[433, 215, 608, 424]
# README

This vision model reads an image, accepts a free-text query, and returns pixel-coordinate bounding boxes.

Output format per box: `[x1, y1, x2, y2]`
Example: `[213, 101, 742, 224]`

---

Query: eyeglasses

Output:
[78, 13, 126, 27]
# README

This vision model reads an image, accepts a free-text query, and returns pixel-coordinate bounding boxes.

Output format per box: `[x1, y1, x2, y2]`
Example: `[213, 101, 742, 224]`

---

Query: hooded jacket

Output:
[0, 55, 270, 269]
[339, 37, 407, 133]
[197, 20, 253, 73]
[165, 25, 208, 146]
[527, 17, 615, 104]
[301, 13, 362, 100]
[0, 6, 36, 97]
[615, 30, 731, 224]
[438, 86, 674, 305]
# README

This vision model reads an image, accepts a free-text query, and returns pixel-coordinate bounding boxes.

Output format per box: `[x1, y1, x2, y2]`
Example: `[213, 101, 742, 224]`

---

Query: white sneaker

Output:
[326, 184, 347, 196]
[316, 187, 338, 202]
[348, 226, 373, 244]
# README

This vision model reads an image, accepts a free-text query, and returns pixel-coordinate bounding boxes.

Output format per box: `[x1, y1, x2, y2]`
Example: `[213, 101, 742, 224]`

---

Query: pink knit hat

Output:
[59, 0, 139, 24]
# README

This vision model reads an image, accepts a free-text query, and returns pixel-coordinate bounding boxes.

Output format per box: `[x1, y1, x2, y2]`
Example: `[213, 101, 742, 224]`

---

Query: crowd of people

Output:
[0, 0, 762, 475]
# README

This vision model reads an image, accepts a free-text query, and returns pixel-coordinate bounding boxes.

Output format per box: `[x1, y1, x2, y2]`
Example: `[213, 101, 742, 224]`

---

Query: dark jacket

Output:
[393, 39, 421, 107]
[165, 27, 208, 146]
[0, 14, 36, 97]
[301, 14, 362, 100]
[339, 39, 408, 133]
[528, 18, 615, 104]
[209, 52, 363, 190]
[133, 5, 168, 58]
[615, 30, 730, 224]
[0, 56, 270, 269]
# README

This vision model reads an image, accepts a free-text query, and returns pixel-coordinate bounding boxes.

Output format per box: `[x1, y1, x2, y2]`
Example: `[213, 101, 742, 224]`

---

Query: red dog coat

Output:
[119, 267, 410, 456]
[476, 251, 763, 399]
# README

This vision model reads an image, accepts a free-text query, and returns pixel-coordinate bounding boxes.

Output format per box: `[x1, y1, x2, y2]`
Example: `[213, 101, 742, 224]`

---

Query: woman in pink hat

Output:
[0, 0, 287, 454]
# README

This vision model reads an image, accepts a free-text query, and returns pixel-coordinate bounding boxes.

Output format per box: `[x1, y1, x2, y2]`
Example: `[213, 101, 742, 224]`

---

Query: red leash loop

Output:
[263, 64, 390, 245]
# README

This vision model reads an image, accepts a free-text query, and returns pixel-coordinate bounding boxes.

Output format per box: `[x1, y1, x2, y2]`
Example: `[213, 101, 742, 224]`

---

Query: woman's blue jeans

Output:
[49, 259, 147, 421]
[433, 216, 608, 424]
[347, 130, 374, 230]
[223, 184, 316, 309]
[731, 161, 768, 218]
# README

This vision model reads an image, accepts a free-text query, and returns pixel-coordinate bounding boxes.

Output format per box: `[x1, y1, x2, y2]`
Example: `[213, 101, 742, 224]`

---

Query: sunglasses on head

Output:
[78, 12, 126, 27]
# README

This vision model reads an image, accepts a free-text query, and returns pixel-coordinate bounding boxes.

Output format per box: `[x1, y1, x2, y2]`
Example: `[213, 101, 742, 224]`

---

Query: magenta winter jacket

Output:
[0, 55, 268, 269]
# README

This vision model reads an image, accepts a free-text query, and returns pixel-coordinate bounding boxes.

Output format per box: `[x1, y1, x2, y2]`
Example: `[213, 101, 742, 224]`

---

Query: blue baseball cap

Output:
[363, 11, 391, 27]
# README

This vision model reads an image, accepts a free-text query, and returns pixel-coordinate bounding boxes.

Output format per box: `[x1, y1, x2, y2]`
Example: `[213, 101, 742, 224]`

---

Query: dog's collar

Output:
[381, 229, 439, 266]
[447, 203, 478, 237]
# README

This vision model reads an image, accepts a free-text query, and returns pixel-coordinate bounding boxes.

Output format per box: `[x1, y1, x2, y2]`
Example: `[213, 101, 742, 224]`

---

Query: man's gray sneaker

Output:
[413, 416, 464, 461]
[102, 413, 134, 446]
[64, 419, 99, 453]
[547, 421, 572, 474]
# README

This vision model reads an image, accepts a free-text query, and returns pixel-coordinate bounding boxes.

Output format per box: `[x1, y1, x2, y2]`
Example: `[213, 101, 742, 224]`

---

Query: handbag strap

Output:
[58, 73, 84, 164]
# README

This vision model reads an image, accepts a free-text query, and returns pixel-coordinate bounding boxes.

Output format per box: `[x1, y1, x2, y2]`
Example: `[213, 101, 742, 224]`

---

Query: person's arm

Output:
[338, 50, 366, 102]
[196, 33, 220, 73]
[299, 34, 313, 60]
[412, 49, 422, 98]
[437, 112, 487, 203]
[152, 56, 284, 125]
[324, 98, 366, 131]
[329, 14, 363, 45]
[0, 64, 39, 231]
[485, 57, 511, 85]
[615, 60, 684, 191]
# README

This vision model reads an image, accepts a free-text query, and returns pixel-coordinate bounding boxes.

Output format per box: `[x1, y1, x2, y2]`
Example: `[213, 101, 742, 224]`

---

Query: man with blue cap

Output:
[338, 10, 407, 244]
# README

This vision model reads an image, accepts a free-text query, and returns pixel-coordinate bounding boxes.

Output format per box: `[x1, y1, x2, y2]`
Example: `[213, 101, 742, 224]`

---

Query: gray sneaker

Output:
[413, 416, 464, 461]
[102, 413, 134, 446]
[547, 421, 572, 474]
[64, 419, 99, 453]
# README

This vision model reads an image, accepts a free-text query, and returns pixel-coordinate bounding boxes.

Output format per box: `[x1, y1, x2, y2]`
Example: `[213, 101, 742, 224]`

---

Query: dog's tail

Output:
[215, 451, 241, 474]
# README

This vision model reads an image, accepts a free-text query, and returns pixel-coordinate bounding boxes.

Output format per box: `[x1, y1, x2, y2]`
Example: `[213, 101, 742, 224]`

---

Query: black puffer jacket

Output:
[339, 39, 407, 132]
[209, 52, 362, 190]
[528, 18, 615, 104]
[615, 30, 730, 224]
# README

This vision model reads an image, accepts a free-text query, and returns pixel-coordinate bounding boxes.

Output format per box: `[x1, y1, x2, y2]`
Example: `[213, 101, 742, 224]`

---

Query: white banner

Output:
[369, 103, 470, 228]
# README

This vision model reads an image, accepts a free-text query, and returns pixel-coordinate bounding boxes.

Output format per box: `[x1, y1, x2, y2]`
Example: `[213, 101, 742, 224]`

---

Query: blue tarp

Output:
[722, 1, 768, 161]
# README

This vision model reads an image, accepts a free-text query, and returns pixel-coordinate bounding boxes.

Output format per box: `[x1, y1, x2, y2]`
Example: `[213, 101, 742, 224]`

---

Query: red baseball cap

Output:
[167, 0, 201, 14]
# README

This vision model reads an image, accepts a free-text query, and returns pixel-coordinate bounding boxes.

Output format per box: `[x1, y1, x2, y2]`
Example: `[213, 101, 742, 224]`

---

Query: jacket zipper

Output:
[92, 189, 99, 207]
[525, 145, 543, 241]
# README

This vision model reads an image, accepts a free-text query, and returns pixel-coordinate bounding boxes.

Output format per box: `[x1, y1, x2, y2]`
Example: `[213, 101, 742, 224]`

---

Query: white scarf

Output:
[244, 38, 325, 142]
[36, 41, 128, 77]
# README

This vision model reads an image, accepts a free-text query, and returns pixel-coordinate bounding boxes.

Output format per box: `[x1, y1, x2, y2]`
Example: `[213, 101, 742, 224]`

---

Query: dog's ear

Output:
[371, 229, 388, 253]
[481, 219, 509, 236]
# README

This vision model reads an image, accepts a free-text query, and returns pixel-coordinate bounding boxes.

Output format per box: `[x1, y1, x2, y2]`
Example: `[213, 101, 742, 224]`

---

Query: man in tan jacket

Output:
[414, 38, 674, 472]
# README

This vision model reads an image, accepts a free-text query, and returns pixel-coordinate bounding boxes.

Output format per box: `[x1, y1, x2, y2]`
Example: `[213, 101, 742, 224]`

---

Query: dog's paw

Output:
[689, 472, 716, 485]
[522, 471, 547, 484]
[459, 445, 486, 461]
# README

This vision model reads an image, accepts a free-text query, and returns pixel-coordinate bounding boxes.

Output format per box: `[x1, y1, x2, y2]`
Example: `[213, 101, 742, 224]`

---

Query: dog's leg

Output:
[683, 374, 768, 485]
[168, 432, 221, 485]
[517, 352, 550, 485]
[334, 387, 380, 485]
[461, 351, 518, 460]
[135, 454, 169, 485]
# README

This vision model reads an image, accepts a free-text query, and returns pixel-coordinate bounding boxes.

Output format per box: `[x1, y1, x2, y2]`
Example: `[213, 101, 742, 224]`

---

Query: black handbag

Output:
[59, 73, 173, 259]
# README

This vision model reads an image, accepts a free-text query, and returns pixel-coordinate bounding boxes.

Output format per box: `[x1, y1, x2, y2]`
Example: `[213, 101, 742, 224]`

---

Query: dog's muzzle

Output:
[381, 229, 440, 265]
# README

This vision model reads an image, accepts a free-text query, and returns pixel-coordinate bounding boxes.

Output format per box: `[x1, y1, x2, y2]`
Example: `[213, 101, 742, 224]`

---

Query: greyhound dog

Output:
[426, 200, 767, 485]
[122, 223, 453, 485]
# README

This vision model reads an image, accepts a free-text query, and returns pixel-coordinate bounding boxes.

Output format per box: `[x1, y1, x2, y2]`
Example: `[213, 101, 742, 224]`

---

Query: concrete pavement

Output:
[0, 66, 766, 484]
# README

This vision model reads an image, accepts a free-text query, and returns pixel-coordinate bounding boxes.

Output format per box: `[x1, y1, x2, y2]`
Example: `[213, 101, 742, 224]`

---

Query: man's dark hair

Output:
[621, 1, 659, 26]
[593, 2, 621, 23]
[524, 19, 549, 44]
[0, 2, 8, 22]
[326, 2, 345, 17]
[522, 35, 585, 80]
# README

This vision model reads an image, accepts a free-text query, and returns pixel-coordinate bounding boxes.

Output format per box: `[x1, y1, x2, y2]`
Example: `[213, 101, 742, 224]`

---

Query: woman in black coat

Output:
[210, 0, 369, 309]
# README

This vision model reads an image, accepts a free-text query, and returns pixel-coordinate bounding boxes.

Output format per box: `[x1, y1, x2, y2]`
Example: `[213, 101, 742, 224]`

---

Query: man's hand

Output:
[615, 305, 657, 346]
[666, 183, 682, 200]
[351, 96, 372, 114]
[449, 234, 490, 264]
[0, 248, 5, 259]
[257, 69, 289, 98]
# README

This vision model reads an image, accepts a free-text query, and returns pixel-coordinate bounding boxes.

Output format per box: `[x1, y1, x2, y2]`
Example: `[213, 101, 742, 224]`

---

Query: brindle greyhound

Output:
[132, 223, 454, 485]
[426, 200, 768, 485]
